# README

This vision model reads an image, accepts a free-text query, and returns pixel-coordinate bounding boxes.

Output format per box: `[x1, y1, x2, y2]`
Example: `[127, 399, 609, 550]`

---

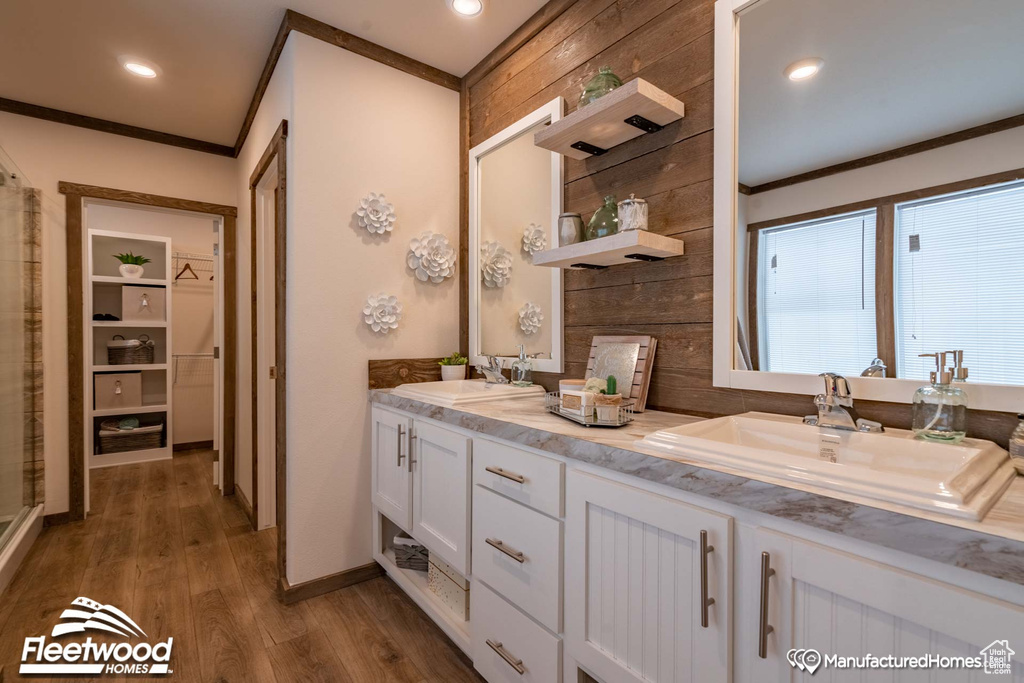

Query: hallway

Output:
[0, 450, 482, 682]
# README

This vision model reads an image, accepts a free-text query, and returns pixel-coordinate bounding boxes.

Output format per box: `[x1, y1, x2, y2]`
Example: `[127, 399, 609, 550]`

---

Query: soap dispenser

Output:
[511, 344, 533, 387]
[912, 352, 968, 443]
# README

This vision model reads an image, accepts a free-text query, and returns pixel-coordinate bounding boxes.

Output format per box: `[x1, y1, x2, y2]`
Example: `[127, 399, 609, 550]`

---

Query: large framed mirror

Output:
[713, 0, 1024, 410]
[468, 97, 564, 373]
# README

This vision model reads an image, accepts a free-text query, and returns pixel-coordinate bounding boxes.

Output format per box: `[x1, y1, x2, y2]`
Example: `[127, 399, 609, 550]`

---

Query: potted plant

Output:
[113, 252, 151, 279]
[438, 352, 468, 381]
[594, 375, 623, 422]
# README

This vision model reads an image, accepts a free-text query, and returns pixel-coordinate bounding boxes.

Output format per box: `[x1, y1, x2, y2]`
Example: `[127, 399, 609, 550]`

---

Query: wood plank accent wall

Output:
[368, 359, 444, 390]
[464, 0, 1019, 446]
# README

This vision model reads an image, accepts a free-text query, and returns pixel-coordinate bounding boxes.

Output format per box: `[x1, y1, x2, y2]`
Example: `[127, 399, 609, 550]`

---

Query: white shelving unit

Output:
[531, 229, 686, 269]
[86, 228, 173, 468]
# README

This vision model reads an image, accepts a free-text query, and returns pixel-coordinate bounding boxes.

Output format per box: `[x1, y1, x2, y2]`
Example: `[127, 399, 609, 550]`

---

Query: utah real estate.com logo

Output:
[20, 596, 173, 675]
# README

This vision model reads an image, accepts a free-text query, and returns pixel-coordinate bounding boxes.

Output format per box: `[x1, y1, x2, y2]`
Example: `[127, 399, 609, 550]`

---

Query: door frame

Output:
[59, 181, 239, 520]
[249, 120, 288, 586]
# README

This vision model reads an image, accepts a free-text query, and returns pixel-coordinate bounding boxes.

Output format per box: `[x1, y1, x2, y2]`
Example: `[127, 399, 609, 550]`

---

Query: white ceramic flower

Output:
[481, 241, 513, 288]
[518, 302, 543, 335]
[522, 223, 547, 255]
[407, 231, 456, 283]
[363, 293, 402, 334]
[356, 192, 397, 234]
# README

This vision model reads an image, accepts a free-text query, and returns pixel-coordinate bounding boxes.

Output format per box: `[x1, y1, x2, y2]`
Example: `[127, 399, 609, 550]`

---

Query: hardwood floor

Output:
[0, 450, 483, 682]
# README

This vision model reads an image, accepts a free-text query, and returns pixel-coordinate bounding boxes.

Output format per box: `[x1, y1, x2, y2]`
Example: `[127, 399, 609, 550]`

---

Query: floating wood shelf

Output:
[534, 79, 685, 160]
[531, 230, 685, 269]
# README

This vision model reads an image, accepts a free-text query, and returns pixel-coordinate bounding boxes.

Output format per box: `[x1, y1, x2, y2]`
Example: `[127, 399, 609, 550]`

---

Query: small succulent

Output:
[356, 192, 397, 235]
[481, 241, 513, 288]
[113, 252, 151, 266]
[522, 223, 547, 255]
[518, 302, 543, 335]
[439, 352, 468, 366]
[408, 231, 457, 283]
[363, 293, 402, 334]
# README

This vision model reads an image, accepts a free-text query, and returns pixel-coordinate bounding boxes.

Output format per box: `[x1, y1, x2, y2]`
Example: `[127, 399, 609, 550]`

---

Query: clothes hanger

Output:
[175, 262, 199, 281]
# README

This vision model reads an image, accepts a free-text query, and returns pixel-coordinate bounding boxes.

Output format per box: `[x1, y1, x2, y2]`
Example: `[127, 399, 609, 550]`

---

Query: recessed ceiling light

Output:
[118, 56, 159, 79]
[784, 58, 823, 81]
[447, 0, 483, 17]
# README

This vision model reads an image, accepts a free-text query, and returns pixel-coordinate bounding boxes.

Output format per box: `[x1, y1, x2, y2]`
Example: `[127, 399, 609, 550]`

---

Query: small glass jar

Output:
[586, 195, 619, 241]
[617, 194, 648, 232]
[579, 67, 623, 108]
[558, 213, 584, 246]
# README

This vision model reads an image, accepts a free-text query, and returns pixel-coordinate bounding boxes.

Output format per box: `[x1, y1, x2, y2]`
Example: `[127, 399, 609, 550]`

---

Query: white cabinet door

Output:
[565, 470, 732, 683]
[742, 529, 1024, 682]
[412, 419, 472, 576]
[370, 407, 413, 532]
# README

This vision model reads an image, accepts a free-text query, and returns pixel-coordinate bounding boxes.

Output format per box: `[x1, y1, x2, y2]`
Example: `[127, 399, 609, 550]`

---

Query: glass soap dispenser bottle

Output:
[912, 352, 968, 443]
[511, 344, 533, 387]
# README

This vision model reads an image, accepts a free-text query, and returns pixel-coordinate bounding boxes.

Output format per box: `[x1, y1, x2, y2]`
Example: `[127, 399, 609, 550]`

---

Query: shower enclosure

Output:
[0, 143, 42, 561]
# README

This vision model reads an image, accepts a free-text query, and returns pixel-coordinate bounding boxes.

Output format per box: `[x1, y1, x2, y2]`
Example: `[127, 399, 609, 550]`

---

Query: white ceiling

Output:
[0, 0, 546, 146]
[738, 0, 1024, 186]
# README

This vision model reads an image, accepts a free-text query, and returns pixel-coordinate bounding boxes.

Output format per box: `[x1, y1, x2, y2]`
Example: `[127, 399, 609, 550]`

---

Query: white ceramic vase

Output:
[119, 264, 145, 279]
[441, 364, 467, 381]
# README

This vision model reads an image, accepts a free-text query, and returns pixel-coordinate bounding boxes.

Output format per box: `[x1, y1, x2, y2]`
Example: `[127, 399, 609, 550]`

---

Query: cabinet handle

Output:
[700, 530, 715, 628]
[485, 537, 525, 564]
[485, 465, 525, 484]
[486, 639, 525, 675]
[408, 431, 417, 473]
[758, 551, 776, 659]
[396, 425, 405, 466]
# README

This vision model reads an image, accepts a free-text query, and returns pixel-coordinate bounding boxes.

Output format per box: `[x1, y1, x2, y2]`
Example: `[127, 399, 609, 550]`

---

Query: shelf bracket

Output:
[570, 141, 608, 156]
[570, 263, 609, 270]
[624, 115, 664, 134]
[624, 253, 666, 262]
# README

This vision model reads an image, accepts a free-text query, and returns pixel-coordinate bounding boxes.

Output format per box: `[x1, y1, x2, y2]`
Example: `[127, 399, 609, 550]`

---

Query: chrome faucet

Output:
[803, 372, 884, 433]
[860, 357, 887, 378]
[476, 355, 509, 385]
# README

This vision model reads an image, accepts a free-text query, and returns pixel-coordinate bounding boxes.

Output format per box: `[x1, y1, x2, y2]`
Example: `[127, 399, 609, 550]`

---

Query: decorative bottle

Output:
[579, 67, 623, 108]
[912, 352, 968, 443]
[586, 195, 619, 241]
[511, 344, 533, 387]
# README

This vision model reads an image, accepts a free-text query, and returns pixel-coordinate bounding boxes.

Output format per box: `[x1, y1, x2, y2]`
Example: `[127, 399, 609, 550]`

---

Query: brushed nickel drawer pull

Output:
[485, 465, 525, 484]
[758, 551, 776, 659]
[486, 639, 525, 675]
[396, 425, 405, 466]
[486, 537, 525, 563]
[408, 431, 416, 473]
[700, 530, 715, 628]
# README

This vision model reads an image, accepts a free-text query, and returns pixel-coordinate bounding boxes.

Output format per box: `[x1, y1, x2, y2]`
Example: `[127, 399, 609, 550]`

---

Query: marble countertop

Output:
[370, 390, 1024, 587]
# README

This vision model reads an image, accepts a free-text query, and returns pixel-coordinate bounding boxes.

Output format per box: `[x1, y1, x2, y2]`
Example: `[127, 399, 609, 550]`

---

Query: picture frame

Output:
[584, 335, 657, 411]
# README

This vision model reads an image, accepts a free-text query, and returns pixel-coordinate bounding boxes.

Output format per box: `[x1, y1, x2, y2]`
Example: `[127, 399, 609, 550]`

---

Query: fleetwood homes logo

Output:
[20, 596, 173, 675]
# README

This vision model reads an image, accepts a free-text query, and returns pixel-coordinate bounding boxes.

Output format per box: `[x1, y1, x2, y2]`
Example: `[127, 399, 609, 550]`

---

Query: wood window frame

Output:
[59, 181, 238, 521]
[745, 166, 1024, 378]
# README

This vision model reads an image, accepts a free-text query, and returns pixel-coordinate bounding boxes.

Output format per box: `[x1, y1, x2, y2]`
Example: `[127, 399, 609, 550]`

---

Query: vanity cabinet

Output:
[565, 470, 732, 683]
[737, 528, 1024, 682]
[371, 407, 413, 532]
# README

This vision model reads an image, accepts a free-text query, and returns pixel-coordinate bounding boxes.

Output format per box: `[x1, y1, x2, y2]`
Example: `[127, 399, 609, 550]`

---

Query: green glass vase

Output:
[579, 67, 623, 108]
[586, 195, 619, 240]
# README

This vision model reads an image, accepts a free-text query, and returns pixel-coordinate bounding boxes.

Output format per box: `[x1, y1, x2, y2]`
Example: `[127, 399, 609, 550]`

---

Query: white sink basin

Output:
[391, 379, 545, 407]
[639, 412, 1015, 520]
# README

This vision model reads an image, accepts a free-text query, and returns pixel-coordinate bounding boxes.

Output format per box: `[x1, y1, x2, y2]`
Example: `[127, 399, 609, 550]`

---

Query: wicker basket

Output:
[98, 423, 163, 454]
[107, 334, 156, 365]
[393, 536, 428, 571]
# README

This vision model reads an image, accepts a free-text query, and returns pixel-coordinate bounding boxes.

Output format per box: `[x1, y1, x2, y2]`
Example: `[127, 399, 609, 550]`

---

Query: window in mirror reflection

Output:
[757, 211, 876, 375]
[896, 181, 1024, 385]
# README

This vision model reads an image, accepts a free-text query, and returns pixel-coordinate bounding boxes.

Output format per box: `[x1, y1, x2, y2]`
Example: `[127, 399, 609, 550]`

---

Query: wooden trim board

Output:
[279, 562, 384, 605]
[368, 359, 444, 390]
[172, 439, 215, 452]
[59, 182, 238, 523]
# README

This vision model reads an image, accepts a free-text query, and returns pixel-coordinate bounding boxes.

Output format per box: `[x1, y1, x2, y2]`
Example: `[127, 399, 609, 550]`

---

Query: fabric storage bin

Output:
[122, 285, 166, 323]
[98, 423, 163, 454]
[94, 372, 143, 411]
[107, 334, 155, 365]
[427, 555, 470, 620]
[394, 536, 429, 571]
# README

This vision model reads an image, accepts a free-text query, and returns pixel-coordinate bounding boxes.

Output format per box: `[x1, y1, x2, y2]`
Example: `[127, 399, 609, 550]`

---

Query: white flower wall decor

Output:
[356, 192, 397, 235]
[522, 223, 547, 255]
[518, 302, 543, 335]
[481, 241, 513, 288]
[363, 293, 402, 334]
[407, 231, 456, 283]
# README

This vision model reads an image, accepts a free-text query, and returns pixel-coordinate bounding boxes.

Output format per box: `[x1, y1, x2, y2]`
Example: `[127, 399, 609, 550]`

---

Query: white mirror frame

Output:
[712, 0, 1021, 412]
[468, 97, 565, 373]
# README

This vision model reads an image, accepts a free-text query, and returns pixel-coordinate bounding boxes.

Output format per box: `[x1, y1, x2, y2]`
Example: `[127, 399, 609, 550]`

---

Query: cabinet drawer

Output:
[473, 438, 563, 518]
[473, 485, 562, 633]
[473, 580, 561, 683]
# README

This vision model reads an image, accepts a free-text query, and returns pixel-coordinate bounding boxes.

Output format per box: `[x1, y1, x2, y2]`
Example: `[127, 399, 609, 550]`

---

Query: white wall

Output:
[284, 34, 459, 584]
[0, 112, 237, 516]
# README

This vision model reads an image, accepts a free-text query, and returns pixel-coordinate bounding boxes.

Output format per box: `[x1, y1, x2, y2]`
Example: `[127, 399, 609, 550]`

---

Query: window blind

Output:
[896, 180, 1024, 385]
[759, 210, 878, 375]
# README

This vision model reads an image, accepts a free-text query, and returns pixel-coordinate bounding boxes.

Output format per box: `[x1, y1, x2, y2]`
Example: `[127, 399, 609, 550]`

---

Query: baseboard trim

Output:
[173, 440, 214, 452]
[278, 561, 384, 605]
[43, 512, 71, 527]
[234, 486, 253, 525]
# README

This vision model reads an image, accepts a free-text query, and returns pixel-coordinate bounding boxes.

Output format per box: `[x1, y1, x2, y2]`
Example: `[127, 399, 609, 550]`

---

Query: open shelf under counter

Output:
[92, 403, 168, 418]
[92, 363, 168, 372]
[90, 446, 171, 469]
[532, 229, 685, 269]
[92, 320, 167, 328]
[91, 275, 169, 286]
[534, 78, 685, 159]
